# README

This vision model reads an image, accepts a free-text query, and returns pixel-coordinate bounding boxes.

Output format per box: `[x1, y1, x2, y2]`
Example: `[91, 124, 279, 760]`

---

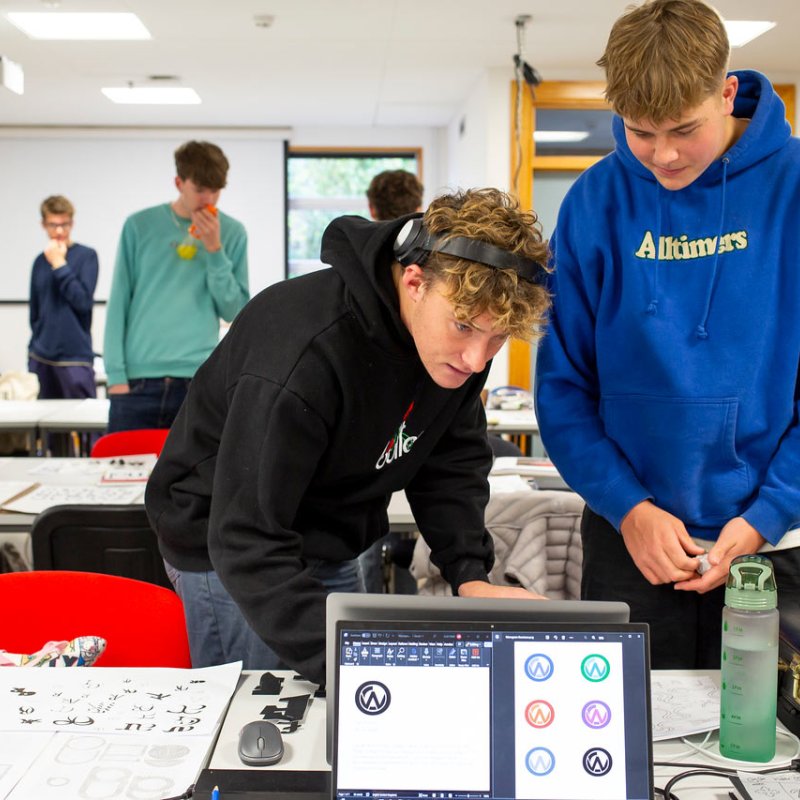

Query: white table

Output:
[199, 669, 799, 800]
[37, 397, 109, 433]
[485, 409, 543, 456]
[485, 408, 539, 435]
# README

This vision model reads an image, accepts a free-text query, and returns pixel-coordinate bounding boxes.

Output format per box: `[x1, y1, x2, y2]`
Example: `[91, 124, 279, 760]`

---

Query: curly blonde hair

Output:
[419, 188, 551, 342]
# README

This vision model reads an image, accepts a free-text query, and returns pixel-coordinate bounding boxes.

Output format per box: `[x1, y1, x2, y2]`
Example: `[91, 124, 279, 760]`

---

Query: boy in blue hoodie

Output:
[535, 0, 800, 668]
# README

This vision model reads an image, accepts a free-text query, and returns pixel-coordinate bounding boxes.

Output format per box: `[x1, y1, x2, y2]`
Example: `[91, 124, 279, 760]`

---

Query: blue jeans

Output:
[164, 558, 365, 670]
[108, 377, 189, 432]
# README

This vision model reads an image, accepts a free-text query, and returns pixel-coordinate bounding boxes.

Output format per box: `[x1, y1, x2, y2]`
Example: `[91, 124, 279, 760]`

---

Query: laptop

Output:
[331, 614, 653, 800]
[325, 593, 631, 764]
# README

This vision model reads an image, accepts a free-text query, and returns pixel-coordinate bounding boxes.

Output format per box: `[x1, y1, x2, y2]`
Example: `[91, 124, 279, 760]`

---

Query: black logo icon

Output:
[583, 747, 612, 776]
[355, 681, 391, 715]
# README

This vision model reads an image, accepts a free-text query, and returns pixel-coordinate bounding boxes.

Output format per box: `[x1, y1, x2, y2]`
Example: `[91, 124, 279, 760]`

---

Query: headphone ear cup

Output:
[393, 218, 427, 266]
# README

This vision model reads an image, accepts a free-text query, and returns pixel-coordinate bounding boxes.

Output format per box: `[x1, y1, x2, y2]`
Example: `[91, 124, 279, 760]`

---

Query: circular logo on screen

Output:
[524, 654, 555, 681]
[583, 747, 613, 776]
[355, 681, 391, 715]
[525, 747, 556, 776]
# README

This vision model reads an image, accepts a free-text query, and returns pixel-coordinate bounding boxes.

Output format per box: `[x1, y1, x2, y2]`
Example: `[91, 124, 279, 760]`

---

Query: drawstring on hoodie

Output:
[695, 157, 729, 339]
[645, 158, 730, 337]
[646, 188, 662, 315]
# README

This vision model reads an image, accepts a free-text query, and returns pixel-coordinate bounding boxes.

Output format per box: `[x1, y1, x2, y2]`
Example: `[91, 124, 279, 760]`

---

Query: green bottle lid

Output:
[725, 554, 778, 610]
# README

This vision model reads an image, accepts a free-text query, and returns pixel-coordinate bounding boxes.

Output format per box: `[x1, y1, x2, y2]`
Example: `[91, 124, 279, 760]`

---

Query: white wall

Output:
[0, 124, 447, 375]
[445, 67, 515, 389]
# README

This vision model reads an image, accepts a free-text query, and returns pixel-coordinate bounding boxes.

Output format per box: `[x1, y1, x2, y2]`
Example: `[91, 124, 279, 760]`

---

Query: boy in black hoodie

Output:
[145, 188, 551, 683]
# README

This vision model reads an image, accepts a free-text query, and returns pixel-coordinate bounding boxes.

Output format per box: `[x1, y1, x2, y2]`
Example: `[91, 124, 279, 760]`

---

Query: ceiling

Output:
[0, 0, 797, 129]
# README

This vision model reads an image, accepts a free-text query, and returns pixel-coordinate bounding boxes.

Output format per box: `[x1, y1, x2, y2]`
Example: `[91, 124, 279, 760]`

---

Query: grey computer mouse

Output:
[238, 720, 284, 766]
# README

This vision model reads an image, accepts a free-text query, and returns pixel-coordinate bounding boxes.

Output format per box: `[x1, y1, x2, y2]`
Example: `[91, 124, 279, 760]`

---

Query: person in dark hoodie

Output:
[535, 0, 800, 669]
[145, 188, 551, 683]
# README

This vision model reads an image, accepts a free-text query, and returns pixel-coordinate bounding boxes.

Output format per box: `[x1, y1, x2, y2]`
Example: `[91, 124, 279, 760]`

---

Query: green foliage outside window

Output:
[287, 154, 417, 277]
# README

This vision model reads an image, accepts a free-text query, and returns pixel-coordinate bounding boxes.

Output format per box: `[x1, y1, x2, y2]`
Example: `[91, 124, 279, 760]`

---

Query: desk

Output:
[198, 669, 800, 800]
[485, 409, 542, 456]
[38, 397, 109, 434]
[0, 398, 109, 455]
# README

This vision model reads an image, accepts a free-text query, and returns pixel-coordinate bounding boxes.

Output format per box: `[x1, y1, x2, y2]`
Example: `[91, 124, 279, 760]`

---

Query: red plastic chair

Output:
[0, 571, 191, 667]
[90, 428, 170, 458]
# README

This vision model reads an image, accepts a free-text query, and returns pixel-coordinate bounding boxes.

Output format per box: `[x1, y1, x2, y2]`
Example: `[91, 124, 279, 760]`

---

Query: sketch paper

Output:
[0, 731, 54, 798]
[0, 662, 242, 736]
[27, 456, 156, 479]
[6, 730, 213, 800]
[650, 674, 720, 741]
[732, 770, 800, 799]
[0, 481, 35, 505]
[1, 484, 145, 514]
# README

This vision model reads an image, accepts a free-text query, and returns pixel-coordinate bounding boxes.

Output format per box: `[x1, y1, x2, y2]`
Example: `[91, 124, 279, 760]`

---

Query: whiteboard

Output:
[0, 128, 288, 301]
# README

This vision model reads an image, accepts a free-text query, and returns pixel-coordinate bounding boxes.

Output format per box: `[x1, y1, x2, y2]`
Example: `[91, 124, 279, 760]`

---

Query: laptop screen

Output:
[333, 620, 652, 800]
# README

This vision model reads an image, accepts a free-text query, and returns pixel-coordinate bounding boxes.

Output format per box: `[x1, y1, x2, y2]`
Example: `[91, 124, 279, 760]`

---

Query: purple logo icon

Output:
[582, 700, 611, 729]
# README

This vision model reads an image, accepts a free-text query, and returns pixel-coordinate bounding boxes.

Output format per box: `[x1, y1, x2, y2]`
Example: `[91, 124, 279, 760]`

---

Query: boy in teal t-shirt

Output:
[104, 140, 249, 432]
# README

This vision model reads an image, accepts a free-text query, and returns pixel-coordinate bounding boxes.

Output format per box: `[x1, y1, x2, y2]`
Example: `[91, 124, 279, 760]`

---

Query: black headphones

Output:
[392, 217, 548, 286]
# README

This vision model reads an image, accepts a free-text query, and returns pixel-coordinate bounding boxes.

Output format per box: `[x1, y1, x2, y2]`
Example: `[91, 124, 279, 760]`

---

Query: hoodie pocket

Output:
[601, 395, 750, 526]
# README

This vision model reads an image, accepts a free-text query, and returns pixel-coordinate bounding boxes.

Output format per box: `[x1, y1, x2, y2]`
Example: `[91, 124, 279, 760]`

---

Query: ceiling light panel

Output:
[723, 20, 776, 48]
[7, 12, 151, 40]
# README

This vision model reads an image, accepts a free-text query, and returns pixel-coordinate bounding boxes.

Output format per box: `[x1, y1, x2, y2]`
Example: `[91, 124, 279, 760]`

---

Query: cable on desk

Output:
[656, 757, 800, 800]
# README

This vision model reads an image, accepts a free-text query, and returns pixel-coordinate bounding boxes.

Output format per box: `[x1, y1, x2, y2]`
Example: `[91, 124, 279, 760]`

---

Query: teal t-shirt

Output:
[103, 203, 249, 386]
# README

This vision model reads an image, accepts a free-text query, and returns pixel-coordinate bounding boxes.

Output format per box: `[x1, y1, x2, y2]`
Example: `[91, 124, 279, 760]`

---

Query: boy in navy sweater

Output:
[28, 195, 98, 402]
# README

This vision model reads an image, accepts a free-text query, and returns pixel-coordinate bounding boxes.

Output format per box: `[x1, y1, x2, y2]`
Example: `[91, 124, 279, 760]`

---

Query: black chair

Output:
[30, 504, 172, 589]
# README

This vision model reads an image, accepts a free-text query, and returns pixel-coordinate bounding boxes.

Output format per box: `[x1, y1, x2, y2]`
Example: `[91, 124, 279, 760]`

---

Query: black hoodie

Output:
[145, 214, 495, 683]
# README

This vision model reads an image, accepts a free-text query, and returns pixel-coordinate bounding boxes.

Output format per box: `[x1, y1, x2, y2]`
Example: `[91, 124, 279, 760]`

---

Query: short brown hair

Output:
[367, 170, 424, 220]
[174, 140, 229, 189]
[599, 0, 730, 123]
[420, 188, 551, 342]
[40, 195, 74, 220]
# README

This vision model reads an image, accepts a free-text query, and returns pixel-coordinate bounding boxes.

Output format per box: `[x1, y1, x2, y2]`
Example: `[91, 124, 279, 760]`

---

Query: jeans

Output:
[580, 506, 725, 668]
[164, 558, 365, 670]
[107, 377, 189, 432]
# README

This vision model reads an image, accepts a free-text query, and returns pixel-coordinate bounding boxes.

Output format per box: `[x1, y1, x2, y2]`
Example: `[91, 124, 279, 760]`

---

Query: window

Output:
[286, 149, 420, 279]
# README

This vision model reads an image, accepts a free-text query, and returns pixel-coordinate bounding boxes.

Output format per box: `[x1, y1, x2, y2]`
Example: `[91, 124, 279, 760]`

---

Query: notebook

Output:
[331, 617, 653, 800]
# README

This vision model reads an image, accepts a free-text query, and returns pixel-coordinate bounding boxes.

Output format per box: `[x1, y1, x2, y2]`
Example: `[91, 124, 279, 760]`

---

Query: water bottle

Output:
[719, 554, 779, 762]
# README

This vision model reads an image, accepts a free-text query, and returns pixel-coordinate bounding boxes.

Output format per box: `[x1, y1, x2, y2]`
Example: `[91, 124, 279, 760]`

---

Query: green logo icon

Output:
[581, 654, 610, 682]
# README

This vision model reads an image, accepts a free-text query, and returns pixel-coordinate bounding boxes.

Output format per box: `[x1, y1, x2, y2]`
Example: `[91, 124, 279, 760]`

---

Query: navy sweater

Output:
[29, 242, 98, 363]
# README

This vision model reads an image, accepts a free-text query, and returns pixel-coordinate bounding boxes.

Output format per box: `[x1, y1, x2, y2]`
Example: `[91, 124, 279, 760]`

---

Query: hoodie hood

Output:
[613, 70, 791, 185]
[611, 70, 791, 337]
[320, 213, 420, 354]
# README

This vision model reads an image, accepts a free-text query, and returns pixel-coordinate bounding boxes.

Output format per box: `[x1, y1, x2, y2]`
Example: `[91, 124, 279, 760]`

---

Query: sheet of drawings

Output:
[0, 484, 145, 514]
[0, 481, 35, 506]
[650, 674, 720, 740]
[26, 456, 156, 483]
[0, 662, 241, 736]
[4, 730, 213, 800]
[733, 770, 800, 799]
[0, 731, 53, 799]
[0, 663, 241, 800]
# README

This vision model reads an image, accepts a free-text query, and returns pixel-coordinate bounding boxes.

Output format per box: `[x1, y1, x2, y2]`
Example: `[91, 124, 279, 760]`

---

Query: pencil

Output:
[211, 785, 220, 800]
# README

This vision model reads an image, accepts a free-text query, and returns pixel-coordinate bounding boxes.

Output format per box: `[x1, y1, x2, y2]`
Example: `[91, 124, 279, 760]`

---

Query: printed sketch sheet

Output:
[0, 483, 145, 514]
[650, 674, 720, 741]
[0, 662, 241, 800]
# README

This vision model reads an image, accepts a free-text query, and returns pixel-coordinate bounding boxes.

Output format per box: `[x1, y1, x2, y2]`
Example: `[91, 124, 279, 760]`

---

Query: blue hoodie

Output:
[535, 71, 800, 545]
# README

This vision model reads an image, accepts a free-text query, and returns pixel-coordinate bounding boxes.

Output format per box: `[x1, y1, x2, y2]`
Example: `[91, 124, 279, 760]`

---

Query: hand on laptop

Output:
[458, 580, 547, 601]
